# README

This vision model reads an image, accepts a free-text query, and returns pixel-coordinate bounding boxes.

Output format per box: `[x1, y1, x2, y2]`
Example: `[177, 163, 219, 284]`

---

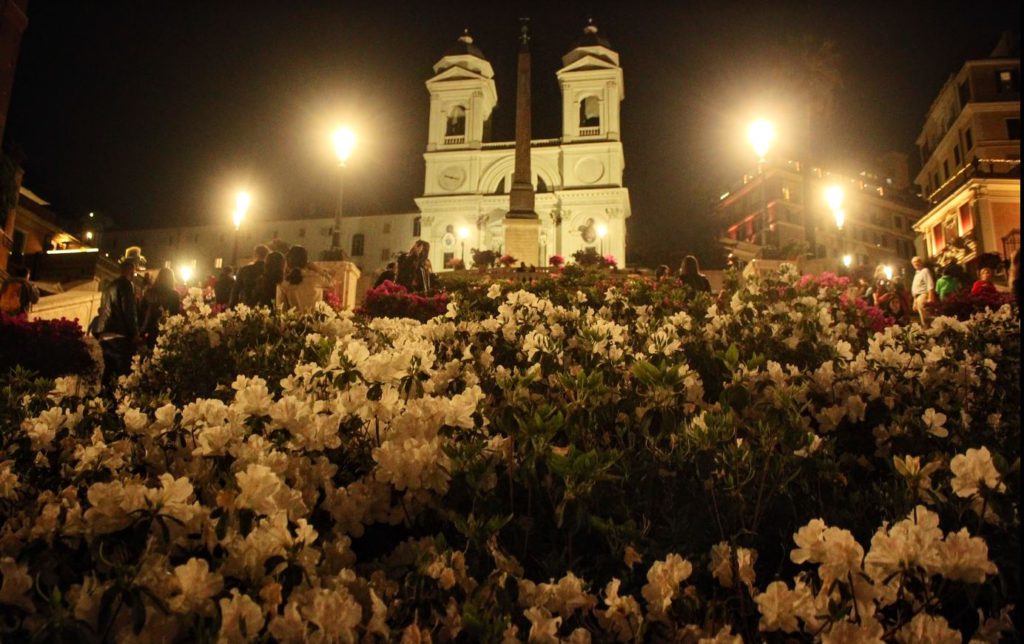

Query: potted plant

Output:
[471, 248, 498, 269]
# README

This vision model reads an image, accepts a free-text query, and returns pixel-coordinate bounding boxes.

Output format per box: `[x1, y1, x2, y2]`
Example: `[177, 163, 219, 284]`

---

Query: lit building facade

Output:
[414, 23, 631, 269]
[100, 213, 419, 278]
[105, 22, 632, 279]
[716, 159, 923, 271]
[911, 36, 1020, 269]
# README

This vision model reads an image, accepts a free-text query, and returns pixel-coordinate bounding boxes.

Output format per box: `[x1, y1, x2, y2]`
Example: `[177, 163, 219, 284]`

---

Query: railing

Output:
[926, 158, 1022, 204]
[443, 135, 466, 145]
[481, 137, 563, 150]
[578, 127, 601, 137]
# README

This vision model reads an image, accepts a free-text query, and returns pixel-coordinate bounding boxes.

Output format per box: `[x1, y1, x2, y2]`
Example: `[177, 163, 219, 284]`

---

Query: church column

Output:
[504, 18, 541, 265]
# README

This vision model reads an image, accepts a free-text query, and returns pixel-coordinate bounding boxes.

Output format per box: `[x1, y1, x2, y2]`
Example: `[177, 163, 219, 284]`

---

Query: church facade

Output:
[101, 23, 632, 278]
[415, 23, 631, 270]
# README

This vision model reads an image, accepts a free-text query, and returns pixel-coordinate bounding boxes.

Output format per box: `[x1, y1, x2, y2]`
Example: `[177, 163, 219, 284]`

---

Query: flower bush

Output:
[572, 247, 602, 266]
[549, 255, 565, 268]
[471, 249, 498, 269]
[446, 257, 466, 270]
[499, 254, 518, 267]
[0, 313, 97, 379]
[931, 288, 1016, 320]
[359, 280, 450, 324]
[0, 267, 1017, 641]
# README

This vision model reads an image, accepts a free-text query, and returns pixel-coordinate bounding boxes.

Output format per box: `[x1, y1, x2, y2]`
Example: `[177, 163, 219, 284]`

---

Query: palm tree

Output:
[767, 36, 844, 164]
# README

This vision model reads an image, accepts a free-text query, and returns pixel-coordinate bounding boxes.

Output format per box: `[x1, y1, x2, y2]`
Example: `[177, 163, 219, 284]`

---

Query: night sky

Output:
[4, 1, 1019, 265]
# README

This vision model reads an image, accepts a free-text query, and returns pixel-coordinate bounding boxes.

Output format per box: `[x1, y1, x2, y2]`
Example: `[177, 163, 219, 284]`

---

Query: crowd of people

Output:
[853, 252, 1019, 326]
[89, 242, 334, 389]
[13, 235, 1020, 391]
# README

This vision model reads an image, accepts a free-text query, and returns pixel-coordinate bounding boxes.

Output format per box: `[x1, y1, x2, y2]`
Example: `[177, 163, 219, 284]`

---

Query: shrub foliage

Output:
[0, 267, 1018, 641]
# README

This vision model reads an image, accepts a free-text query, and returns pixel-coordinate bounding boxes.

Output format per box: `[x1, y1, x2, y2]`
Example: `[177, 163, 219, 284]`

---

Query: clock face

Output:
[438, 166, 466, 191]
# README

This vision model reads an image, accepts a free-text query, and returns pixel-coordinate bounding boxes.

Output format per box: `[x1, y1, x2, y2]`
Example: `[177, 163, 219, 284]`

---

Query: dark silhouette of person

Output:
[374, 262, 398, 288]
[230, 244, 269, 307]
[254, 251, 285, 309]
[214, 266, 235, 306]
[678, 255, 711, 293]
[140, 267, 182, 349]
[92, 258, 141, 390]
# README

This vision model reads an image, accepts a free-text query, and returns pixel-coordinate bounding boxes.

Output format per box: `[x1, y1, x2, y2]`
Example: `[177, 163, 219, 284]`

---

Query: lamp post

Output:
[231, 191, 251, 269]
[825, 184, 845, 270]
[178, 264, 194, 286]
[748, 119, 775, 249]
[596, 222, 608, 256]
[457, 225, 470, 265]
[330, 127, 357, 257]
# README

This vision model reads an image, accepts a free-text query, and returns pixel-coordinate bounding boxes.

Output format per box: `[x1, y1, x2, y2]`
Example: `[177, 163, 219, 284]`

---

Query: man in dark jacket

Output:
[230, 244, 269, 307]
[93, 258, 141, 389]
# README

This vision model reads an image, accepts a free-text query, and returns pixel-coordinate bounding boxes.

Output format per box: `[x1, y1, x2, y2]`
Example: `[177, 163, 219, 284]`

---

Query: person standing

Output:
[910, 256, 936, 325]
[678, 255, 711, 293]
[397, 240, 433, 293]
[970, 267, 999, 297]
[140, 267, 181, 349]
[935, 264, 963, 300]
[230, 244, 269, 307]
[373, 261, 398, 288]
[214, 266, 235, 306]
[92, 258, 141, 389]
[278, 245, 331, 312]
[254, 251, 286, 309]
[0, 265, 40, 316]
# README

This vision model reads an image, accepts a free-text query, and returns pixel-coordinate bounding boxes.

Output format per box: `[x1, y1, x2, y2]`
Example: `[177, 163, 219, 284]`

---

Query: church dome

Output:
[443, 29, 487, 61]
[562, 19, 619, 67]
[571, 19, 612, 50]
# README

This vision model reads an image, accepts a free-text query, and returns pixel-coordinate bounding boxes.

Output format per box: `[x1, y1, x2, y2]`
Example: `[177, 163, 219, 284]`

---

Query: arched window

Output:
[579, 96, 600, 128]
[351, 234, 365, 257]
[536, 175, 548, 193]
[494, 177, 506, 194]
[446, 106, 467, 136]
[413, 217, 422, 237]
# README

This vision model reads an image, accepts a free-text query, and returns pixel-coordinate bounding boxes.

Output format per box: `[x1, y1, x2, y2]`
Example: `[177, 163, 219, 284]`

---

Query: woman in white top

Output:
[278, 245, 331, 312]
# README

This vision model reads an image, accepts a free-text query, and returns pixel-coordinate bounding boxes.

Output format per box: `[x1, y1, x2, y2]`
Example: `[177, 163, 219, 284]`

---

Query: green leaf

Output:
[129, 590, 147, 634]
[98, 586, 121, 632]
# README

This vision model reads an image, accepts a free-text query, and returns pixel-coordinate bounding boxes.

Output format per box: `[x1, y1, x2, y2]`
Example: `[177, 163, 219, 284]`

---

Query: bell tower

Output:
[557, 20, 624, 144]
[425, 30, 497, 153]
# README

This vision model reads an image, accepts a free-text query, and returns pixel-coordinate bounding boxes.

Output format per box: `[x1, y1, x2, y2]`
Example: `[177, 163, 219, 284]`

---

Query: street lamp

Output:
[748, 119, 775, 249]
[748, 119, 775, 162]
[825, 185, 845, 229]
[457, 225, 470, 265]
[842, 254, 853, 269]
[178, 264, 194, 286]
[330, 127, 357, 256]
[231, 191, 251, 269]
[825, 185, 846, 270]
[596, 222, 608, 256]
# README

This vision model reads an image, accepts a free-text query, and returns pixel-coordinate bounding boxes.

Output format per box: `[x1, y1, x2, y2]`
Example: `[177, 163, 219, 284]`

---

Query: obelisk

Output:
[503, 18, 541, 266]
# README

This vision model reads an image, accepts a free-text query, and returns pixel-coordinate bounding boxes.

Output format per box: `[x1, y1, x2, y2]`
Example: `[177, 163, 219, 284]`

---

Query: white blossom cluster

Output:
[0, 271, 1017, 641]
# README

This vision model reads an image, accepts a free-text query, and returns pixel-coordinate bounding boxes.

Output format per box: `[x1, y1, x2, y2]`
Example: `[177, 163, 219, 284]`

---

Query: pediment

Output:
[558, 53, 618, 75]
[428, 65, 489, 84]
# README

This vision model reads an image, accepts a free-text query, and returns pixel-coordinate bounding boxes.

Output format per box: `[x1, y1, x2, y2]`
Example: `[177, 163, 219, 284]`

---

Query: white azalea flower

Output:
[922, 408, 948, 438]
[169, 558, 223, 615]
[218, 589, 265, 643]
[950, 447, 1005, 498]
